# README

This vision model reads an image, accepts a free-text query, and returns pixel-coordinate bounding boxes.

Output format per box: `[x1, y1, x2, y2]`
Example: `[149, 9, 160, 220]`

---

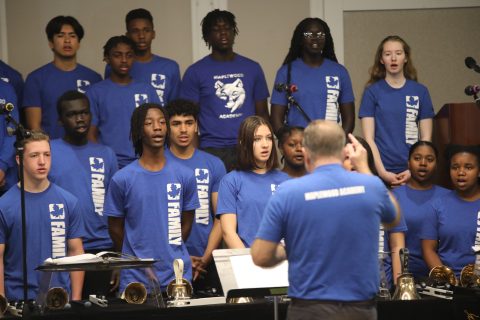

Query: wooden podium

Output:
[433, 102, 480, 188]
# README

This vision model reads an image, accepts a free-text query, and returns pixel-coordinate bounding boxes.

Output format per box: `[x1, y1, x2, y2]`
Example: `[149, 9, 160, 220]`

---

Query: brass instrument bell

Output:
[460, 264, 480, 288]
[429, 265, 458, 287]
[122, 282, 147, 304]
[167, 259, 193, 302]
[392, 248, 420, 300]
[45, 287, 69, 310]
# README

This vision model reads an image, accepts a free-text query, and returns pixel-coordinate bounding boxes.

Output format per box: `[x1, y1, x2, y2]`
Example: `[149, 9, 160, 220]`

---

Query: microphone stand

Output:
[474, 94, 480, 108]
[4, 112, 33, 318]
[286, 93, 311, 124]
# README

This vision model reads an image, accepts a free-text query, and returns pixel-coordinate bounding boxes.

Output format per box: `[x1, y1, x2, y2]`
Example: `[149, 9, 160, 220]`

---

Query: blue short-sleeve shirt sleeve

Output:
[216, 173, 238, 216]
[358, 86, 376, 118]
[104, 176, 127, 218]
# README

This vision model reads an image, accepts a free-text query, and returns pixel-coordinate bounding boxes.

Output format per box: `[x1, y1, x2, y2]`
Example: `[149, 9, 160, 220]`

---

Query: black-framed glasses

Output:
[303, 32, 326, 40]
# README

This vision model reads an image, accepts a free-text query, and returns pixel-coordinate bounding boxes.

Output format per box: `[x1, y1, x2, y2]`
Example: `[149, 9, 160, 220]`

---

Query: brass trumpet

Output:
[429, 265, 458, 287]
[121, 282, 147, 304]
[460, 264, 480, 288]
[45, 287, 69, 310]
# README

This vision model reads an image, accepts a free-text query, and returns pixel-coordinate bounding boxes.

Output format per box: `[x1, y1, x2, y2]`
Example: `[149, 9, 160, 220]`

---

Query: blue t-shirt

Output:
[420, 191, 480, 276]
[0, 60, 24, 106]
[0, 81, 19, 190]
[358, 79, 435, 173]
[271, 58, 354, 128]
[392, 185, 449, 279]
[180, 54, 270, 148]
[0, 183, 85, 301]
[104, 159, 200, 291]
[49, 139, 118, 250]
[256, 164, 396, 301]
[216, 169, 289, 247]
[86, 79, 161, 168]
[165, 148, 226, 257]
[104, 55, 180, 106]
[23, 62, 102, 139]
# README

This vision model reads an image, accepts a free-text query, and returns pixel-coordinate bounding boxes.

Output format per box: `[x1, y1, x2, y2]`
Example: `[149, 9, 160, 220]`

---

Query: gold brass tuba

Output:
[429, 265, 458, 287]
[460, 264, 480, 288]
[45, 287, 69, 310]
[122, 282, 147, 304]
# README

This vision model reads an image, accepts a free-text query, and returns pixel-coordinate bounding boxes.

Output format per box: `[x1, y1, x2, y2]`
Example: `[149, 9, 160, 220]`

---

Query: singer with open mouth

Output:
[359, 35, 435, 188]
[270, 18, 355, 137]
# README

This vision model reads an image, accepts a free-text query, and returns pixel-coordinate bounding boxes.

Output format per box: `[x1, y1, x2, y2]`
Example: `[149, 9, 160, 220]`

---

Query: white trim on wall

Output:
[0, 0, 8, 61]
[191, 0, 227, 63]
[310, 0, 480, 64]
[342, 0, 480, 11]
[309, 0, 324, 19]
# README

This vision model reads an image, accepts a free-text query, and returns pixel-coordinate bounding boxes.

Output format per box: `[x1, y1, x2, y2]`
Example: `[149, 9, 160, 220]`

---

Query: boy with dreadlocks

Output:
[270, 18, 355, 136]
[180, 9, 270, 172]
[105, 103, 199, 292]
[87, 36, 160, 168]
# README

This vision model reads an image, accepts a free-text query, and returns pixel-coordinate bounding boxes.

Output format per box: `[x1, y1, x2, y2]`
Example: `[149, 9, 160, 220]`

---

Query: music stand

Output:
[36, 255, 164, 310]
[213, 248, 289, 320]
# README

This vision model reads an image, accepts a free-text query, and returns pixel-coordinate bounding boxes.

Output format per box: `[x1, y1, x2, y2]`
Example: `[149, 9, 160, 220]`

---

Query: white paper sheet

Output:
[230, 255, 289, 288]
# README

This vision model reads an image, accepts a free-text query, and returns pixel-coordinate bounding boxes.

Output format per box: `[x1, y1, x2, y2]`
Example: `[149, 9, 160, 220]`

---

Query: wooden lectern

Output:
[433, 102, 480, 189]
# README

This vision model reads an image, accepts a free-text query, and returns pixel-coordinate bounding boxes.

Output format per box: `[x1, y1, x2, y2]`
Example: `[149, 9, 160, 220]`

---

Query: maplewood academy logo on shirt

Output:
[49, 203, 66, 258]
[167, 183, 182, 245]
[195, 169, 210, 225]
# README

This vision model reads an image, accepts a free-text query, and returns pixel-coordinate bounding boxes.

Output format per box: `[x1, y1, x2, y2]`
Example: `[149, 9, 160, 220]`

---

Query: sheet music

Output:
[230, 255, 289, 288]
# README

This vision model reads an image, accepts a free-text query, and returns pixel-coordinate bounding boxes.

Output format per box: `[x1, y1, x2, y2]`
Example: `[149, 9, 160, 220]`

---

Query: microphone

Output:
[464, 85, 480, 96]
[274, 83, 298, 93]
[1, 102, 14, 114]
[465, 57, 480, 73]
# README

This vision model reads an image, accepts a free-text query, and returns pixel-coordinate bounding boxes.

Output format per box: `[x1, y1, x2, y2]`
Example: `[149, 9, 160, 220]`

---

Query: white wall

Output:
[2, 0, 479, 136]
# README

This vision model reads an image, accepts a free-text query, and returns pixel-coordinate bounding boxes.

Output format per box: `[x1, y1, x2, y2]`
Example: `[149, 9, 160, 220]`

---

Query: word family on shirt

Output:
[405, 95, 420, 144]
[90, 157, 106, 216]
[195, 168, 210, 225]
[325, 76, 340, 122]
[167, 183, 182, 245]
[49, 203, 66, 258]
